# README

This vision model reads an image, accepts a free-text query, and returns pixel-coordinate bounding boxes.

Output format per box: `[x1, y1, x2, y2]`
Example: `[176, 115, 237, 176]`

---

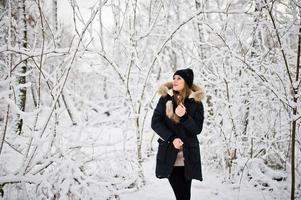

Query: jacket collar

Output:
[158, 82, 205, 102]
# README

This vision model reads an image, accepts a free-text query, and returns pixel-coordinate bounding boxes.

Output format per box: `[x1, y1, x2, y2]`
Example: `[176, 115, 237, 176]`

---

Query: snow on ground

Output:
[119, 155, 287, 200]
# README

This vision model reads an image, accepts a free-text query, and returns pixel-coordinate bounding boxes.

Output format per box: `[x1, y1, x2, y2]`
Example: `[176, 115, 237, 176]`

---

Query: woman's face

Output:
[173, 75, 185, 91]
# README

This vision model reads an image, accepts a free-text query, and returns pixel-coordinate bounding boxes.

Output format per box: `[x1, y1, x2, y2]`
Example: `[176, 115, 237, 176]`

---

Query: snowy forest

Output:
[0, 0, 300, 199]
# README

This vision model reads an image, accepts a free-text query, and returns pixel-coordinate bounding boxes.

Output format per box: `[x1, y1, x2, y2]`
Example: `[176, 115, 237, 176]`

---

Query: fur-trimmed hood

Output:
[158, 82, 206, 102]
[157, 82, 205, 123]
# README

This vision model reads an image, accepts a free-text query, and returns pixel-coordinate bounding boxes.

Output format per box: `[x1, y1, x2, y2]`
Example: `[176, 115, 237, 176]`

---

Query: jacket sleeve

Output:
[180, 102, 204, 136]
[151, 97, 175, 142]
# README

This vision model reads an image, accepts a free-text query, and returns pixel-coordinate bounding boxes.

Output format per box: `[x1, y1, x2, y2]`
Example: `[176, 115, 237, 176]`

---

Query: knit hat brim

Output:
[173, 68, 194, 88]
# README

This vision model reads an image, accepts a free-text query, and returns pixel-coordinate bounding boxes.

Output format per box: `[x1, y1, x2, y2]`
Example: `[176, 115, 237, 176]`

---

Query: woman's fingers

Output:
[177, 104, 185, 111]
[179, 103, 186, 111]
[173, 138, 184, 149]
[175, 104, 186, 117]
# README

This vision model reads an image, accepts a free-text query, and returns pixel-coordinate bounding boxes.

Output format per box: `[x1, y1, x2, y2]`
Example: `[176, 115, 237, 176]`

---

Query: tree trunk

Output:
[0, 0, 5, 14]
[130, 0, 145, 187]
[251, 1, 264, 59]
[290, 7, 301, 200]
[52, 0, 77, 125]
[243, 1, 265, 151]
[0, 0, 8, 156]
[52, 0, 58, 31]
[195, 0, 205, 60]
[99, 0, 104, 51]
[15, 0, 27, 135]
[61, 93, 77, 125]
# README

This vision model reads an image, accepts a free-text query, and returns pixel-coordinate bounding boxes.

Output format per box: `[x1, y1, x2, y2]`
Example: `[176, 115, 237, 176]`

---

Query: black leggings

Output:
[168, 167, 192, 200]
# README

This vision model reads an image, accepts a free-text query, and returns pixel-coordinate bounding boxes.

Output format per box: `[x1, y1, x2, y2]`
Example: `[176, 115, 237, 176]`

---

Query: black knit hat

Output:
[173, 68, 194, 88]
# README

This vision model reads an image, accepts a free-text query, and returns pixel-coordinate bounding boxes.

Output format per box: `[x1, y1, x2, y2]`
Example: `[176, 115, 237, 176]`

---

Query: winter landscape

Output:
[0, 0, 300, 199]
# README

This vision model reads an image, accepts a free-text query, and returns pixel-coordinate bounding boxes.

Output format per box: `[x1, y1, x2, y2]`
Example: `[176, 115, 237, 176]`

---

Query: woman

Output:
[151, 68, 205, 200]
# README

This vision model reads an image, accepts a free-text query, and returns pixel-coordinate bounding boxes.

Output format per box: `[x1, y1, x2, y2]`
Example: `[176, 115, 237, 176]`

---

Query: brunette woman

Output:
[151, 68, 205, 200]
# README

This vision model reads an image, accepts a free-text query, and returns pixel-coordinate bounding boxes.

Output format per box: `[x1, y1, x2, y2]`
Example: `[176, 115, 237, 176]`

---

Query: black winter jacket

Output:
[151, 82, 205, 181]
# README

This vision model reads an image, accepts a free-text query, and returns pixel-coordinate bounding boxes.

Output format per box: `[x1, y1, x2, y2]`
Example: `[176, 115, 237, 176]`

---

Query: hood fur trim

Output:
[158, 82, 205, 123]
[166, 100, 180, 123]
[158, 82, 206, 103]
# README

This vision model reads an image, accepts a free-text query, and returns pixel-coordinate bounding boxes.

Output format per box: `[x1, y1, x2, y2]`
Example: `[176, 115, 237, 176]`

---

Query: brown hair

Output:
[167, 83, 191, 123]
[173, 83, 191, 105]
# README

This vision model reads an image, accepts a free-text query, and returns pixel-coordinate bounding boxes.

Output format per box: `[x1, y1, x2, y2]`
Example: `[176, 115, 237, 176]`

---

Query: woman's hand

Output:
[173, 138, 184, 150]
[175, 103, 186, 117]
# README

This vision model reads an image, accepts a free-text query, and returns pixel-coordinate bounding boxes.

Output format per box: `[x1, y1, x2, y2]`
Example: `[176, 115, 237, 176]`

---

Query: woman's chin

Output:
[173, 87, 183, 91]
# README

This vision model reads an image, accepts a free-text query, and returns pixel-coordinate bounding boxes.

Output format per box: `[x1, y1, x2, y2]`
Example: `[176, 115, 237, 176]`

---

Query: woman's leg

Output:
[168, 167, 192, 200]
